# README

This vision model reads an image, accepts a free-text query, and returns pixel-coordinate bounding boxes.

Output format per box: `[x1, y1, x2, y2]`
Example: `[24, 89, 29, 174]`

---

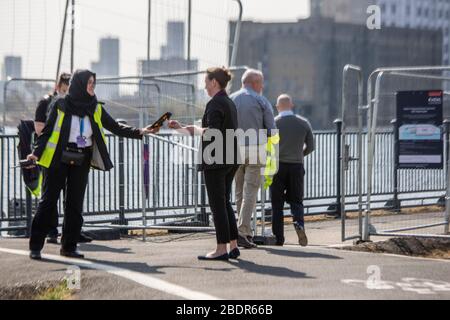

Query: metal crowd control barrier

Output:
[2, 67, 450, 240]
[1, 129, 448, 236]
[365, 66, 450, 240]
[340, 65, 364, 242]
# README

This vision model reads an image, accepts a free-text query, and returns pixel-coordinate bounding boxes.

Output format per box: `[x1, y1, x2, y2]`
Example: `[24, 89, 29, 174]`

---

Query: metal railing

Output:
[1, 123, 448, 235]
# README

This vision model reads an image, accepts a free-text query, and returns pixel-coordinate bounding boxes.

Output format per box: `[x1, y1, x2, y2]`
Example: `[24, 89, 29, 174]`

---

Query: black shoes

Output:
[60, 249, 85, 259]
[198, 248, 240, 261]
[30, 249, 85, 259]
[29, 251, 42, 260]
[46, 237, 58, 244]
[237, 235, 257, 249]
[198, 253, 229, 261]
[275, 237, 285, 246]
[228, 248, 240, 260]
[78, 232, 93, 243]
[294, 223, 308, 247]
[47, 232, 92, 245]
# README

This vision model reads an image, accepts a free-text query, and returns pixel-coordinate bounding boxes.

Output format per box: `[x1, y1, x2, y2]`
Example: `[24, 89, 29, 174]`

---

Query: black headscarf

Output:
[65, 69, 98, 117]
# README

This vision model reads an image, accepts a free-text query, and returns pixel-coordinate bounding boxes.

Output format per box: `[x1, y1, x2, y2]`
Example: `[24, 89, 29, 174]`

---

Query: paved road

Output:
[0, 221, 449, 300]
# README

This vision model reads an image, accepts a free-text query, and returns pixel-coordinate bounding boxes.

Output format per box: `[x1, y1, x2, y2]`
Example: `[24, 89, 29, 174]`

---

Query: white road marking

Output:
[0, 247, 220, 300]
[341, 278, 450, 295]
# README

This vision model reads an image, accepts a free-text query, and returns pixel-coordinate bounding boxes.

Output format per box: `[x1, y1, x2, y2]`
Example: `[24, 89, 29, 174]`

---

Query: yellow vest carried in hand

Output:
[263, 133, 280, 190]
[28, 172, 43, 197]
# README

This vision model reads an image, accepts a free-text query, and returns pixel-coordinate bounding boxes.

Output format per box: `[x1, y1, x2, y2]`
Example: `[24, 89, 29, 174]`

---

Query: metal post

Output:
[139, 99, 146, 241]
[444, 120, 450, 181]
[229, 0, 243, 67]
[141, 135, 147, 241]
[339, 64, 362, 242]
[187, 0, 192, 70]
[70, 0, 75, 73]
[186, 0, 196, 225]
[56, 0, 70, 81]
[147, 0, 151, 62]
[153, 87, 161, 223]
[117, 119, 127, 232]
[0, 136, 3, 224]
[364, 72, 384, 241]
[334, 119, 342, 218]
[2, 81, 8, 132]
[441, 120, 450, 206]
[191, 85, 198, 222]
[444, 120, 450, 234]
[155, 99, 160, 219]
[356, 77, 363, 240]
[389, 119, 400, 212]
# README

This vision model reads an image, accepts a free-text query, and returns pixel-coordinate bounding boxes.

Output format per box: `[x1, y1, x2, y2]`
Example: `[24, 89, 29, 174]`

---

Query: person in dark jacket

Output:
[35, 73, 71, 135]
[271, 94, 314, 246]
[26, 69, 158, 260]
[169, 67, 240, 261]
[34, 72, 71, 244]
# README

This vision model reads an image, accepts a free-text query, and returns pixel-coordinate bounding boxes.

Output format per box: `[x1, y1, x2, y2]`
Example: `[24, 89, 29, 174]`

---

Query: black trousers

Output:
[203, 166, 239, 244]
[29, 149, 92, 252]
[42, 168, 59, 238]
[270, 162, 305, 241]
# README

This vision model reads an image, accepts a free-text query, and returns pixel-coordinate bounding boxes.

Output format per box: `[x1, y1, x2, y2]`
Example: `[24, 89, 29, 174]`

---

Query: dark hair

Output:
[206, 67, 232, 89]
[57, 72, 71, 87]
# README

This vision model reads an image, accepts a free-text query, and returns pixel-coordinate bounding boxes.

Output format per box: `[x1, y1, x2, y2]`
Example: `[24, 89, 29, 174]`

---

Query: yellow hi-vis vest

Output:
[263, 133, 280, 190]
[37, 103, 106, 169]
[28, 172, 43, 197]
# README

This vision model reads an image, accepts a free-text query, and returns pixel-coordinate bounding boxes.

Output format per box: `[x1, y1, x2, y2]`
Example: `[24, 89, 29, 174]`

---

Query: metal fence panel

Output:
[365, 66, 450, 239]
[1, 129, 448, 234]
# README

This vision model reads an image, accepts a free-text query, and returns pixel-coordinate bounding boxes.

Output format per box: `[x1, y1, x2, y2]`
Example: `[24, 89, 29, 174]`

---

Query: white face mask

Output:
[56, 91, 67, 98]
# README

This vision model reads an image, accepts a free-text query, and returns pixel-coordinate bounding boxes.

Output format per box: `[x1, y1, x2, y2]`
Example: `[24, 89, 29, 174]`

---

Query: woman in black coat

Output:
[27, 69, 157, 260]
[169, 67, 240, 261]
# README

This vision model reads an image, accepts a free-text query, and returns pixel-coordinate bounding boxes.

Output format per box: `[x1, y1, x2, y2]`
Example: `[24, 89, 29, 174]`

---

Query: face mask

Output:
[56, 91, 67, 98]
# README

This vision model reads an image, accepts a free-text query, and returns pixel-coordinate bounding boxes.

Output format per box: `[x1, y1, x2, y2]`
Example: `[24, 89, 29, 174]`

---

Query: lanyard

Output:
[79, 117, 84, 137]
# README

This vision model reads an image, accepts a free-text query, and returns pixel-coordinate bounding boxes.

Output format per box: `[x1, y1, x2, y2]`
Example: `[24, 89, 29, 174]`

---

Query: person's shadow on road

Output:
[78, 243, 133, 255]
[228, 259, 314, 279]
[259, 247, 343, 260]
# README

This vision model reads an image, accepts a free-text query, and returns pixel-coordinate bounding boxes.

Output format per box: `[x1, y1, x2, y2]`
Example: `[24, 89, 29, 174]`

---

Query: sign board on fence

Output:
[396, 90, 443, 169]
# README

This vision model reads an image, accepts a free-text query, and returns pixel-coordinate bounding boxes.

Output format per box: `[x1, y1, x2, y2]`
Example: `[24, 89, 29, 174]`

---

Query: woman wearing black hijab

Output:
[27, 70, 157, 260]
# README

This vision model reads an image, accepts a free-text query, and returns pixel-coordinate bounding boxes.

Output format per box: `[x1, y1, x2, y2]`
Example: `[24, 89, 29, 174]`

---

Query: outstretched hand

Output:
[168, 120, 182, 130]
[140, 127, 160, 135]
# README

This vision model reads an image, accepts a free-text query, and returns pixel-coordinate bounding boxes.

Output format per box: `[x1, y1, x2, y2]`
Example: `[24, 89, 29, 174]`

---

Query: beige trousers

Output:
[235, 145, 265, 237]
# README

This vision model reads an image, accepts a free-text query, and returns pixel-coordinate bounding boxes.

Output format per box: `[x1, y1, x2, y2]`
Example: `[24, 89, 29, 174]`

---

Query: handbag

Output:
[61, 148, 85, 166]
[61, 117, 88, 166]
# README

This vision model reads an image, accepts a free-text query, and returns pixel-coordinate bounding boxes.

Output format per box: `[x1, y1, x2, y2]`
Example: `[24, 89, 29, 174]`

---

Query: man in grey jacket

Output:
[230, 69, 277, 249]
[271, 94, 314, 246]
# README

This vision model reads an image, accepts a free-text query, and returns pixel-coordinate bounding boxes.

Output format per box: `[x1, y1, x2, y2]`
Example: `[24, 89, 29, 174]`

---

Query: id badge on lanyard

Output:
[76, 117, 87, 148]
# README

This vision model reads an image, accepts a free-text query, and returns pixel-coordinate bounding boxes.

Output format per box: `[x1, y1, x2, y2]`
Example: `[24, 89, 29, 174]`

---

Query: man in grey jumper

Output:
[271, 94, 314, 246]
[230, 69, 277, 249]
